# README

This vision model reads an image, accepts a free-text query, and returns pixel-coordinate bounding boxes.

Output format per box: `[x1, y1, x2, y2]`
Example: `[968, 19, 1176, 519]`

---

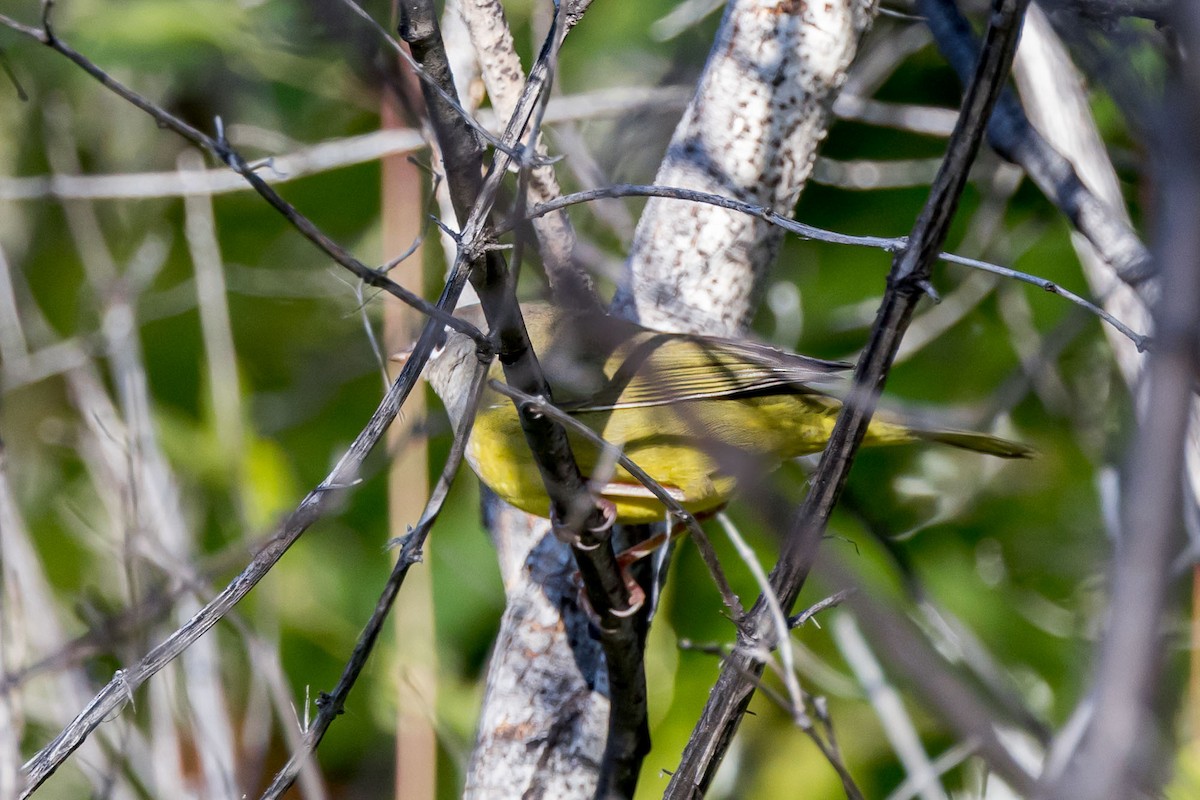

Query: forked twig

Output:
[517, 183, 1148, 351]
[256, 360, 489, 800]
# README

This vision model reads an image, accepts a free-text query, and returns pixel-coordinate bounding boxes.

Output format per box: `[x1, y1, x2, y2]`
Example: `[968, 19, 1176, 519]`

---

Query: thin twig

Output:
[809, 695, 867, 800]
[0, 9, 484, 348]
[256, 360, 489, 800]
[790, 589, 856, 629]
[17, 263, 475, 797]
[714, 513, 796, 705]
[515, 182, 1149, 351]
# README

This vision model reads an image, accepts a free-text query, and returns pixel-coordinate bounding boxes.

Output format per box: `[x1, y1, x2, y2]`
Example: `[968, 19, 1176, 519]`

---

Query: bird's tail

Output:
[910, 428, 1036, 459]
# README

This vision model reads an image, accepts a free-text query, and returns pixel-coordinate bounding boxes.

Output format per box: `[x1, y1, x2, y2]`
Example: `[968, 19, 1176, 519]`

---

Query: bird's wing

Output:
[562, 331, 851, 413]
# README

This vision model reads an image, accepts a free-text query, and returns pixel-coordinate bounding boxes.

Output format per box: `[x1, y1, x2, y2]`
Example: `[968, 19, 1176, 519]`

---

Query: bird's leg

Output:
[612, 508, 720, 567]
[612, 529, 672, 568]
[569, 560, 646, 625]
[556, 496, 653, 623]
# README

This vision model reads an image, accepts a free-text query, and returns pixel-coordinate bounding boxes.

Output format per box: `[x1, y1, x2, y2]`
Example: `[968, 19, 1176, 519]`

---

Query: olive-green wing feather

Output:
[561, 329, 851, 412]
[495, 301, 849, 412]
[909, 428, 1036, 458]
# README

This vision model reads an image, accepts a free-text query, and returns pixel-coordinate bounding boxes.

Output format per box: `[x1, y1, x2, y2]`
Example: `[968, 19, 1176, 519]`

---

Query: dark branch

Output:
[662, 0, 1033, 792]
[396, 2, 649, 794]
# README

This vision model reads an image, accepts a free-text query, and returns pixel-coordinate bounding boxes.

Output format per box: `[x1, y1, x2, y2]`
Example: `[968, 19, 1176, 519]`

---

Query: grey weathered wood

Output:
[615, 0, 878, 338]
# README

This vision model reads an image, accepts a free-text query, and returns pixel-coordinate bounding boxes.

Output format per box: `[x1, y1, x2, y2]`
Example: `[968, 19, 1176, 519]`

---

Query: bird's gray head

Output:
[422, 304, 488, 426]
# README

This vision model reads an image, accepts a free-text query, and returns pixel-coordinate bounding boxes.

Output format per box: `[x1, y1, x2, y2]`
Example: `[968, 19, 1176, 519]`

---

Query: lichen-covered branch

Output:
[616, 0, 878, 337]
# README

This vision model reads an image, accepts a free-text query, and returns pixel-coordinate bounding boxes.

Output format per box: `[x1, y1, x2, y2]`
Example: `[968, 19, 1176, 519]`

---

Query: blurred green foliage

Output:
[0, 0, 1178, 798]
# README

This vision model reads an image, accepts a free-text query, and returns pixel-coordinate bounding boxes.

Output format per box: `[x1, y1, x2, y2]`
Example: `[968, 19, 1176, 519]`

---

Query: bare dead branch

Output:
[0, 9, 483, 347]
[256, 360, 489, 800]
[517, 183, 1149, 350]
[919, 0, 1154, 287]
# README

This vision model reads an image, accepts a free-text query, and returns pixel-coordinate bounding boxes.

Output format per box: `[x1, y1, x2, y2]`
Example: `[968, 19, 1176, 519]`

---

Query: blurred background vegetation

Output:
[0, 0, 1170, 798]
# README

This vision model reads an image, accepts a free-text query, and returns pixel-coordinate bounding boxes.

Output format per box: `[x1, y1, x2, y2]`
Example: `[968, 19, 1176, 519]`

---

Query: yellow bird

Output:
[423, 302, 1032, 525]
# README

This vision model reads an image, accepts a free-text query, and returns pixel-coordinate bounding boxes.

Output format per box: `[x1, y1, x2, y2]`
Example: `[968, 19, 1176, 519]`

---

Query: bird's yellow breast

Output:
[464, 388, 885, 525]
